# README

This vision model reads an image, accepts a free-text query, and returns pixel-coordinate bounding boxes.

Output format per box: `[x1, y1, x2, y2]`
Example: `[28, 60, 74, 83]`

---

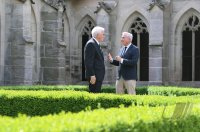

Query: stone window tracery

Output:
[129, 17, 148, 34]
[183, 15, 200, 31]
[82, 21, 94, 37]
[182, 15, 200, 81]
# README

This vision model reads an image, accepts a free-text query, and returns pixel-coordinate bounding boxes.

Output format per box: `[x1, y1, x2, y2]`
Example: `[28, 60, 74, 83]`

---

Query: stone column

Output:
[4, 0, 35, 85]
[95, 1, 116, 84]
[40, 0, 66, 84]
[148, 3, 164, 85]
[22, 1, 35, 84]
[0, 0, 4, 85]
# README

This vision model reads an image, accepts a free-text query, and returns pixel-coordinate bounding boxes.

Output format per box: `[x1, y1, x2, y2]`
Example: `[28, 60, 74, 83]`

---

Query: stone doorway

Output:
[81, 21, 94, 81]
[129, 17, 149, 81]
[182, 15, 200, 81]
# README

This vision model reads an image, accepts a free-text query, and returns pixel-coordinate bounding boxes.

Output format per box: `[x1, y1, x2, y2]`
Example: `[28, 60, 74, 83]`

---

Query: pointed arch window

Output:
[182, 15, 200, 81]
[129, 17, 149, 81]
[81, 20, 95, 81]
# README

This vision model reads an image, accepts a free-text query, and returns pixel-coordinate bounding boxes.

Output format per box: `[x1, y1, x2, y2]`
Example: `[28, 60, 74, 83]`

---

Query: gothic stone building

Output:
[0, 0, 200, 87]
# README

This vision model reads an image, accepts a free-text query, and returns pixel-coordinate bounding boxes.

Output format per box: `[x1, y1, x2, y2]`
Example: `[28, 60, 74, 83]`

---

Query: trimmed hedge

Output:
[148, 86, 200, 96]
[0, 85, 88, 91]
[0, 105, 200, 132]
[1, 85, 200, 96]
[0, 90, 200, 116]
[0, 85, 148, 94]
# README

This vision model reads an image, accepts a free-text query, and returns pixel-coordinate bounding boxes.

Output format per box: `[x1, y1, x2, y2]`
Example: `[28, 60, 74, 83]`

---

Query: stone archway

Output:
[174, 9, 200, 82]
[121, 10, 149, 83]
[182, 15, 200, 81]
[81, 20, 95, 81]
[129, 17, 149, 81]
[71, 15, 95, 83]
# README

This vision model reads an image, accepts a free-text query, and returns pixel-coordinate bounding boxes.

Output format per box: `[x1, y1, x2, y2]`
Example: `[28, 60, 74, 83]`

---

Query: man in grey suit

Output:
[84, 26, 105, 93]
[108, 32, 139, 94]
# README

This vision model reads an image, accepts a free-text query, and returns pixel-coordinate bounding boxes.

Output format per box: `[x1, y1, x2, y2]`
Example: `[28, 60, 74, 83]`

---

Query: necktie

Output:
[121, 47, 127, 56]
[99, 45, 102, 50]
[99, 45, 103, 57]
[98, 44, 102, 52]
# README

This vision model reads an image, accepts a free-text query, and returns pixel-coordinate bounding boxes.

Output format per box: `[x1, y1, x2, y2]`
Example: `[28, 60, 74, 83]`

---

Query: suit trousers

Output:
[116, 77, 136, 95]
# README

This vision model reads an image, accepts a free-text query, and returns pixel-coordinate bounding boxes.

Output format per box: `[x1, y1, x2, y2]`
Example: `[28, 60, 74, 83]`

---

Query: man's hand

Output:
[90, 76, 96, 84]
[115, 56, 122, 62]
[108, 53, 113, 61]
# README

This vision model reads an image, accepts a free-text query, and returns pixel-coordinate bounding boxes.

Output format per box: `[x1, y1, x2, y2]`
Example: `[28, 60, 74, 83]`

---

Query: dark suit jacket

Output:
[111, 44, 139, 80]
[84, 38, 105, 81]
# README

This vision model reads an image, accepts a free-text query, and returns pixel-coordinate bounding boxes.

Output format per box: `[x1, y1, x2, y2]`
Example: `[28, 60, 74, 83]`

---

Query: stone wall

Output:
[0, 0, 200, 86]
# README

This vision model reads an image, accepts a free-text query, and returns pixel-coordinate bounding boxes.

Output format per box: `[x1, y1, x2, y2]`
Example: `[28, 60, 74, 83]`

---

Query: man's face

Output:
[96, 31, 105, 42]
[121, 35, 130, 46]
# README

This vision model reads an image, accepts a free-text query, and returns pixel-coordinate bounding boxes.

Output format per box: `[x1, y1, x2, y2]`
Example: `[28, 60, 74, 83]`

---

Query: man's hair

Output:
[91, 26, 105, 38]
[122, 32, 133, 41]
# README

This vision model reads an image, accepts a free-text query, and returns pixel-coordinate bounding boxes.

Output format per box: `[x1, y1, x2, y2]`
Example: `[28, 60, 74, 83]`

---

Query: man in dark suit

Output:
[84, 26, 105, 93]
[108, 32, 139, 94]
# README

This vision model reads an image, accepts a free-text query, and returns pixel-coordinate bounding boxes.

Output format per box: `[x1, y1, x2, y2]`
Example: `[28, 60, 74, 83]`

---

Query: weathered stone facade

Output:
[0, 0, 200, 86]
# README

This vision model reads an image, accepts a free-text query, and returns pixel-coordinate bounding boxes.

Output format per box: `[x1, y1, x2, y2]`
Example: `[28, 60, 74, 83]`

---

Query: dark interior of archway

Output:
[131, 32, 149, 81]
[182, 31, 192, 81]
[82, 34, 89, 81]
[195, 30, 200, 81]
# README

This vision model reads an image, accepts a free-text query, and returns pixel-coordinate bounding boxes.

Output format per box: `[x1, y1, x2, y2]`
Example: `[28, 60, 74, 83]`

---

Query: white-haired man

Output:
[84, 26, 105, 93]
[108, 32, 139, 94]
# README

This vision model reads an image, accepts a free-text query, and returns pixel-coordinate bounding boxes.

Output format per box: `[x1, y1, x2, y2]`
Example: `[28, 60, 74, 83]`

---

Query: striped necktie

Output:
[121, 47, 127, 56]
